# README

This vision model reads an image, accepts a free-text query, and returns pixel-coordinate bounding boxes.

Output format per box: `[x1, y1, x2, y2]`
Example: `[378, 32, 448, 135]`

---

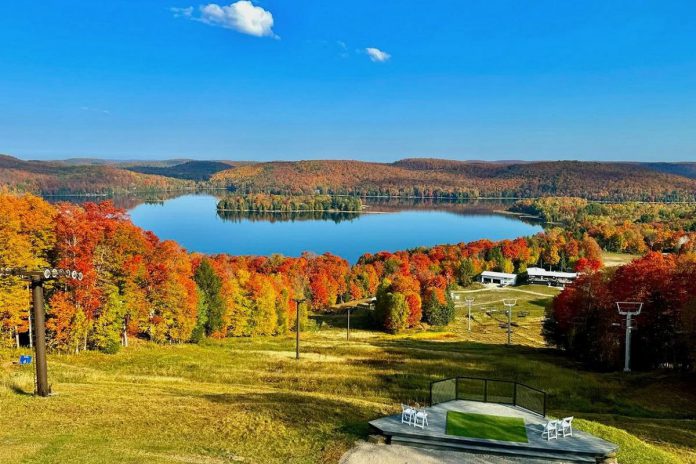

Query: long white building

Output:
[526, 267, 578, 286]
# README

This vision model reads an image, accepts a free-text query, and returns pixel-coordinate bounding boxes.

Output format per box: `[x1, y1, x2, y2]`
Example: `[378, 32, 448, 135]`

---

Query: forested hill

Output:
[126, 160, 243, 181]
[211, 159, 696, 201]
[3, 154, 696, 200]
[0, 154, 194, 194]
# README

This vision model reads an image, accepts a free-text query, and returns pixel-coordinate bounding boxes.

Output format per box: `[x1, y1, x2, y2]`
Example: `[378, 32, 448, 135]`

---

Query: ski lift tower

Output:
[465, 297, 475, 332]
[0, 267, 83, 397]
[502, 299, 517, 345]
[616, 301, 643, 372]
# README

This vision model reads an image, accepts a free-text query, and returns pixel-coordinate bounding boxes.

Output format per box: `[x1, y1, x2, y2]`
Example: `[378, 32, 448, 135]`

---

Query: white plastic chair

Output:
[401, 404, 415, 425]
[413, 408, 429, 429]
[560, 417, 573, 437]
[541, 420, 558, 440]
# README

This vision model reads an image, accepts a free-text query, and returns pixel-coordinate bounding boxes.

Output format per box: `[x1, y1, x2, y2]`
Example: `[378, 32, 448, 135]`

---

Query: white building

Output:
[526, 267, 578, 286]
[480, 271, 518, 286]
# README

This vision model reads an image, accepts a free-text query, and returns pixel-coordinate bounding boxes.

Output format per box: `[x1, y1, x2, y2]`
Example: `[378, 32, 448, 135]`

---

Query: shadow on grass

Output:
[311, 308, 375, 330]
[9, 382, 33, 396]
[201, 391, 377, 441]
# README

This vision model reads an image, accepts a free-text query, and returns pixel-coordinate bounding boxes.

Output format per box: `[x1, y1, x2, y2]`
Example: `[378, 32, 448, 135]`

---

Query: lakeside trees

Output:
[512, 198, 696, 254]
[217, 194, 362, 213]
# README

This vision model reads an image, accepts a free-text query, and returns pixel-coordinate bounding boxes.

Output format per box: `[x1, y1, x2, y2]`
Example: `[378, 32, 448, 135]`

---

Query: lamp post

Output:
[465, 297, 475, 332]
[502, 299, 517, 345]
[0, 267, 83, 397]
[292, 298, 306, 360]
[616, 302, 643, 373]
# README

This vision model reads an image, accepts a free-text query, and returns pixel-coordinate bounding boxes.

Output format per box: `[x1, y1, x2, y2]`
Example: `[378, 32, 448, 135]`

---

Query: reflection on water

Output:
[217, 209, 361, 224]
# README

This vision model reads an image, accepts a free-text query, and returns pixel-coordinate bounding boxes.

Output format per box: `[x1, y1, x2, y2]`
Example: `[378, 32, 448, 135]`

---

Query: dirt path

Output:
[339, 441, 560, 464]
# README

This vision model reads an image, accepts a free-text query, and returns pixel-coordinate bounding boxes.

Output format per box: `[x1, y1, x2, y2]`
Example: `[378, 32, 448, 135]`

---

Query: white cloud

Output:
[365, 47, 391, 62]
[174, 1, 277, 38]
[171, 6, 194, 18]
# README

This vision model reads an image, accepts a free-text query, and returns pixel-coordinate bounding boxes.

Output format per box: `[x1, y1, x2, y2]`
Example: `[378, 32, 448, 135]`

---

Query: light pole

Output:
[292, 298, 306, 360]
[465, 297, 475, 332]
[503, 299, 517, 345]
[0, 267, 83, 397]
[616, 302, 643, 373]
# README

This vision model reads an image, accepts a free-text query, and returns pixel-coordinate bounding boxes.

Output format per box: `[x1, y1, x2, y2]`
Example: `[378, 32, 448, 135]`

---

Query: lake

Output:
[126, 194, 542, 263]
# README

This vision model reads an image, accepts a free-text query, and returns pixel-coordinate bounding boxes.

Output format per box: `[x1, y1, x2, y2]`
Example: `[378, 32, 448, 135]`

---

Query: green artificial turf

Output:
[445, 411, 529, 443]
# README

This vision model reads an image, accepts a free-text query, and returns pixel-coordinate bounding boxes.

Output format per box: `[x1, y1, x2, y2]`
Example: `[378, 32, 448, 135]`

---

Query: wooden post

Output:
[31, 277, 50, 397]
[296, 303, 300, 360]
[346, 308, 351, 341]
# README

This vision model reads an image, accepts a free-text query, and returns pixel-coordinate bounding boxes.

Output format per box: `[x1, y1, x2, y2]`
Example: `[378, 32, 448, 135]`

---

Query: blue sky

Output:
[1, 1, 695, 162]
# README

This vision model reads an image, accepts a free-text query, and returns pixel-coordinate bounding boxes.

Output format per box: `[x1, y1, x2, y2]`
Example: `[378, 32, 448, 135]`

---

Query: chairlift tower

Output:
[464, 297, 475, 332]
[616, 302, 643, 373]
[502, 299, 517, 345]
[0, 267, 83, 397]
[292, 297, 306, 360]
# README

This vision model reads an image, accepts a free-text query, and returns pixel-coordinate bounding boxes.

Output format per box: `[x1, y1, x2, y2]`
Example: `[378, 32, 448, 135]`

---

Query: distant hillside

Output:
[0, 154, 194, 195]
[126, 160, 242, 181]
[212, 158, 696, 201]
[56, 158, 192, 168]
[641, 162, 696, 179]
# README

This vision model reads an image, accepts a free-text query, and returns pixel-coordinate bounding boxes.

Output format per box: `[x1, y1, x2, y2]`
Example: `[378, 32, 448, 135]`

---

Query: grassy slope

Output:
[1, 287, 694, 464]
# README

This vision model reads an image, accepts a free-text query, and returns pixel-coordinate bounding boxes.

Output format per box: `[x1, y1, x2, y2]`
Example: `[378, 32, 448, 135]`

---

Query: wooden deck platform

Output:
[369, 400, 618, 463]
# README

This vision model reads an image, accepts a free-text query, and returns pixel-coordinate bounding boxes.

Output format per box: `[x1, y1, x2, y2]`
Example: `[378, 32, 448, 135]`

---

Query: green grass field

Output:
[445, 411, 528, 443]
[1, 287, 694, 464]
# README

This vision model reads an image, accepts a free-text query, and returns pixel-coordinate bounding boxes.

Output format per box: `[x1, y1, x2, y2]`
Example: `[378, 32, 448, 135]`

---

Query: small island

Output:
[217, 193, 363, 213]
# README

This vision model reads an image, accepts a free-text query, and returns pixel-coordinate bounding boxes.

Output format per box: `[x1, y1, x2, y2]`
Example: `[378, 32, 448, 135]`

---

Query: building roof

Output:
[527, 267, 577, 279]
[481, 271, 517, 279]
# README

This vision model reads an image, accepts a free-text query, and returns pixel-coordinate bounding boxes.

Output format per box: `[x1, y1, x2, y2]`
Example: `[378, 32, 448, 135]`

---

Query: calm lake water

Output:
[127, 194, 542, 263]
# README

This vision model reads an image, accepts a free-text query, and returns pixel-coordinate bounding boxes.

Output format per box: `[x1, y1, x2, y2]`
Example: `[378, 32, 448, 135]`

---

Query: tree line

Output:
[217, 194, 362, 213]
[511, 197, 696, 254]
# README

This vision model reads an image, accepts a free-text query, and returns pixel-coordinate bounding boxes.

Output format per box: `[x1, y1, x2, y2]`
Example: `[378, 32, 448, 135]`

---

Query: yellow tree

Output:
[0, 192, 55, 346]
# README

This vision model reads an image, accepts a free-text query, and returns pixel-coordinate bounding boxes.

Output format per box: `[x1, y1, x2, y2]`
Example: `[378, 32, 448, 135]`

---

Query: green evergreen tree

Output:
[194, 259, 225, 336]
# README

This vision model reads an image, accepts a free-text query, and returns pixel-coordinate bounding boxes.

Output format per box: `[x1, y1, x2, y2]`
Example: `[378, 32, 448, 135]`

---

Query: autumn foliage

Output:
[1, 191, 607, 352]
[546, 252, 696, 371]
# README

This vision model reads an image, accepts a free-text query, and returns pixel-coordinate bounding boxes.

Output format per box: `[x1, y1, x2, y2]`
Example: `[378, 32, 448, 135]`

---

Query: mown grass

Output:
[1, 301, 694, 463]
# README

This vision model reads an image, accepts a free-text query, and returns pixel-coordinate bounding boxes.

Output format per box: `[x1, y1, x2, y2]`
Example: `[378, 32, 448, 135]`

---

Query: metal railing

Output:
[429, 376, 547, 417]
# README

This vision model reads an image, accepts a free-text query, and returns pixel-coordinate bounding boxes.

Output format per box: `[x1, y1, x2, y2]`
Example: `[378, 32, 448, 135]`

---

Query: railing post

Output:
[543, 392, 547, 417]
[430, 381, 433, 406]
[455, 377, 459, 401]
[483, 379, 488, 403]
[513, 382, 517, 407]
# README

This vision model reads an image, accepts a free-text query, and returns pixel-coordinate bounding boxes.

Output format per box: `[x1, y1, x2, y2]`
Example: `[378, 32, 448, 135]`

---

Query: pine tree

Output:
[194, 259, 225, 336]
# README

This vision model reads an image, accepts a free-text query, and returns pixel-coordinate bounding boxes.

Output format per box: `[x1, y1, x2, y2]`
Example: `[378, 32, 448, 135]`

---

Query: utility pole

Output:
[465, 297, 474, 332]
[293, 298, 306, 360]
[503, 299, 517, 345]
[616, 302, 643, 372]
[0, 267, 83, 397]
